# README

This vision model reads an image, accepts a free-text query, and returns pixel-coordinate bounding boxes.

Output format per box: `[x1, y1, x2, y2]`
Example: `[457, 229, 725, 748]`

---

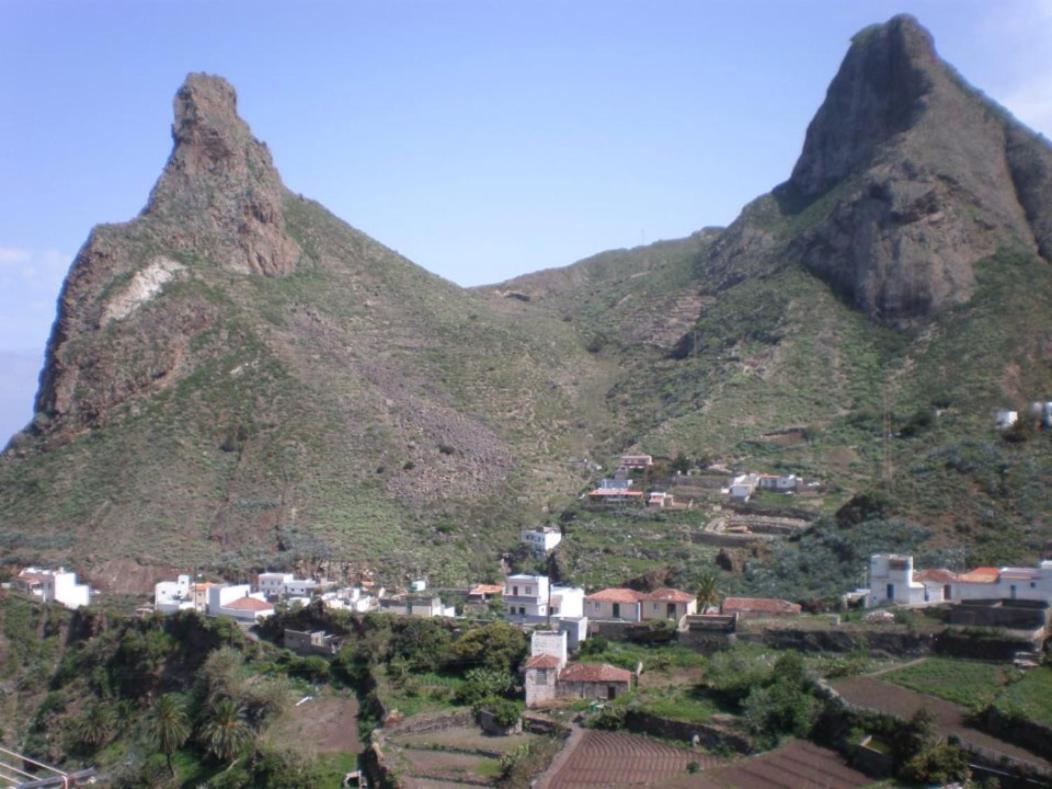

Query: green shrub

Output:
[473, 695, 522, 729]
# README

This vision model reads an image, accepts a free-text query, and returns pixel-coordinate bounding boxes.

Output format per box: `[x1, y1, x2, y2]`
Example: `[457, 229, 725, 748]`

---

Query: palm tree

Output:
[696, 573, 721, 613]
[200, 698, 253, 763]
[143, 694, 190, 776]
[75, 702, 117, 749]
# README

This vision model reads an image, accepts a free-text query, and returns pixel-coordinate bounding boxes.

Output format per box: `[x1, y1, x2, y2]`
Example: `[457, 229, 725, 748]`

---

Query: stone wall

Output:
[623, 711, 752, 753]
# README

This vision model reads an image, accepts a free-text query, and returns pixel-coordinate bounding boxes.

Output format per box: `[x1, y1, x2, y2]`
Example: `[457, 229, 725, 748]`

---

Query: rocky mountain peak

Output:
[170, 73, 245, 171]
[790, 15, 939, 198]
[145, 72, 299, 277]
[776, 15, 1052, 324]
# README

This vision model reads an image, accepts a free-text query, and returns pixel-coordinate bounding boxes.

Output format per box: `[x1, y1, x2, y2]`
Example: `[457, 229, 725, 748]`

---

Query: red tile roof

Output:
[224, 596, 273, 612]
[914, 569, 957, 584]
[641, 587, 694, 603]
[560, 662, 633, 683]
[585, 587, 643, 604]
[721, 596, 801, 615]
[956, 567, 999, 584]
[468, 584, 504, 596]
[525, 654, 562, 669]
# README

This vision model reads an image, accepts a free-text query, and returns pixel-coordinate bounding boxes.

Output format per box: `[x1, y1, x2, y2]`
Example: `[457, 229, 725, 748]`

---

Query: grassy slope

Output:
[0, 195, 618, 587]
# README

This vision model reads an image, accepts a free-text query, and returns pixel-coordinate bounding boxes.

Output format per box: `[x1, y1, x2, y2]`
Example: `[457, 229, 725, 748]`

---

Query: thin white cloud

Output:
[0, 247, 32, 265]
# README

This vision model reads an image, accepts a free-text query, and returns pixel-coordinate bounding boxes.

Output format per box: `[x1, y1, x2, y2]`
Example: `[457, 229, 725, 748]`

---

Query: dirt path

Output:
[864, 656, 927, 677]
[534, 723, 586, 789]
[831, 676, 1052, 773]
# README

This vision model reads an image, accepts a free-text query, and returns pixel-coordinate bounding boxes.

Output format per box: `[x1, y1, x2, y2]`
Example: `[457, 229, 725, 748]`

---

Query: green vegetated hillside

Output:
[2, 14, 1052, 595]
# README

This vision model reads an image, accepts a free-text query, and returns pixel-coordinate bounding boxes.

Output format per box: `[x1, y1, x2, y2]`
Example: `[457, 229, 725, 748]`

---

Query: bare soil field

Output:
[266, 693, 361, 754]
[677, 739, 869, 788]
[541, 729, 723, 787]
[394, 725, 542, 756]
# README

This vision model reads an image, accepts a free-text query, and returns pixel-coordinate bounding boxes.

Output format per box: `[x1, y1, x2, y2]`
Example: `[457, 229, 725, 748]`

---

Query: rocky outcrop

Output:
[780, 14, 1052, 323]
[33, 73, 300, 434]
[145, 73, 299, 277]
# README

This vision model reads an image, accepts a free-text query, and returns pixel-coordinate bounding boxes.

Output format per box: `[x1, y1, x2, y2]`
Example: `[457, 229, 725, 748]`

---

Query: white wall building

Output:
[729, 473, 761, 502]
[758, 474, 800, 493]
[867, 554, 1052, 608]
[521, 527, 562, 556]
[994, 410, 1019, 430]
[154, 575, 196, 614]
[503, 575, 585, 622]
[15, 567, 92, 610]
[258, 572, 294, 598]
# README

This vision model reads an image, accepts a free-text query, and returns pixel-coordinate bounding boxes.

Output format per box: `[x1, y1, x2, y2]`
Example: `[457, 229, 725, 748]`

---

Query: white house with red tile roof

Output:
[206, 584, 274, 621]
[640, 588, 697, 621]
[721, 596, 802, 618]
[14, 567, 92, 610]
[867, 554, 1052, 607]
[585, 588, 643, 621]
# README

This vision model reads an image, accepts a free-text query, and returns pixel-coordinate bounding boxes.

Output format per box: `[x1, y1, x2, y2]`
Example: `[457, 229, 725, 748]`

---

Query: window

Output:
[513, 586, 519, 596]
[535, 669, 547, 684]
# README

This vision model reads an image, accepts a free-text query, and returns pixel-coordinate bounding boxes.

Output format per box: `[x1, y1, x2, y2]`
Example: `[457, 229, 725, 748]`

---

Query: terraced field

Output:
[541, 729, 722, 787]
[683, 740, 869, 788]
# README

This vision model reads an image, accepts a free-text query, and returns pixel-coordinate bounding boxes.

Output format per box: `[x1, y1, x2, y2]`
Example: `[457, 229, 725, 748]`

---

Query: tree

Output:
[448, 621, 527, 674]
[143, 694, 190, 776]
[391, 618, 452, 672]
[671, 452, 690, 474]
[695, 573, 721, 613]
[74, 701, 117, 750]
[200, 698, 253, 763]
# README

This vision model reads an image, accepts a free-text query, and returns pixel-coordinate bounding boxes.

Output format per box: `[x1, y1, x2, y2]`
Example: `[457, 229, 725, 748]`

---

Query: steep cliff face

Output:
[779, 15, 1052, 323]
[35, 74, 301, 437]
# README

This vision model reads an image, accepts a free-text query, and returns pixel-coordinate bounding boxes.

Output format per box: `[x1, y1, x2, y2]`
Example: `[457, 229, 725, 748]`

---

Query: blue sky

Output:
[2, 0, 1051, 444]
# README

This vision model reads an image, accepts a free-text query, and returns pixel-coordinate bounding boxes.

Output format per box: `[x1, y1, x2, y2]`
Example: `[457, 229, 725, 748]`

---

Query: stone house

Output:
[557, 663, 633, 702]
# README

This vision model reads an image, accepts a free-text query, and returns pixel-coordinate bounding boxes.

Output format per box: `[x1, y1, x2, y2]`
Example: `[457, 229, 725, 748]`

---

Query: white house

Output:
[758, 474, 800, 493]
[550, 585, 585, 618]
[323, 586, 378, 613]
[994, 410, 1019, 430]
[257, 572, 294, 598]
[503, 575, 585, 622]
[729, 473, 761, 502]
[867, 554, 1052, 608]
[207, 584, 273, 621]
[867, 555, 926, 606]
[257, 572, 330, 600]
[640, 588, 697, 621]
[504, 574, 550, 619]
[585, 588, 643, 621]
[521, 527, 562, 556]
[378, 594, 454, 618]
[14, 567, 92, 610]
[154, 575, 196, 614]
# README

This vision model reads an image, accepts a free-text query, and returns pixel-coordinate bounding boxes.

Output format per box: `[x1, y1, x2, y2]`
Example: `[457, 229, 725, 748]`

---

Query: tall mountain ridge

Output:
[3, 15, 1050, 594]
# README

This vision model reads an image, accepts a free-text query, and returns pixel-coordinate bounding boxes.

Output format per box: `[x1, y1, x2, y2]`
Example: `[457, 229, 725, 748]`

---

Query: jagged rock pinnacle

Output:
[145, 72, 299, 277]
[790, 15, 939, 198]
